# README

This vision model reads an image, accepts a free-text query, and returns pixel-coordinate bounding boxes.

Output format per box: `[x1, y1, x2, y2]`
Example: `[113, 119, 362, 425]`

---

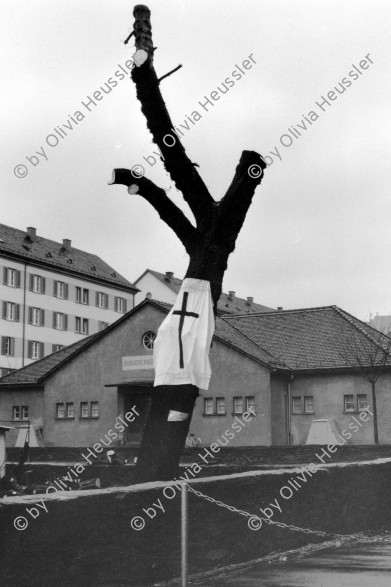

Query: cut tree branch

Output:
[109, 168, 198, 252]
[158, 64, 182, 83]
[130, 5, 215, 227]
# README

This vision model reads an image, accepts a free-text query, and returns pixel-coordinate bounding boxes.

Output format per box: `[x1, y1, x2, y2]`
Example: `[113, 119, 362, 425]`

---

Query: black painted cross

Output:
[173, 291, 199, 368]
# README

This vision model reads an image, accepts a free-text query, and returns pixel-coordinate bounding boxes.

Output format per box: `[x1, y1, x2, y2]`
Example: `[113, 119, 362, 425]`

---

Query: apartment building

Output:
[0, 224, 138, 376]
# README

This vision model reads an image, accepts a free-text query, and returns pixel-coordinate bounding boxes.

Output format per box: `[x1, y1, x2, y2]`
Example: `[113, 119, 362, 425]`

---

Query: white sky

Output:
[1, 0, 390, 321]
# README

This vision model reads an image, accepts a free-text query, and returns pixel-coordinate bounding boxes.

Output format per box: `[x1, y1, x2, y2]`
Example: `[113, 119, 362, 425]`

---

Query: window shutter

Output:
[95, 291, 99, 307]
[27, 341, 33, 359]
[52, 312, 56, 328]
[28, 307, 33, 324]
[3, 267, 7, 285]
[2, 301, 7, 319]
[10, 338, 15, 356]
[41, 309, 45, 327]
[39, 342, 44, 359]
[105, 294, 109, 309]
[29, 274, 34, 291]
[114, 297, 118, 312]
[64, 283, 69, 300]
[123, 299, 127, 313]
[41, 278, 46, 294]
[16, 271, 21, 288]
[1, 337, 5, 355]
[53, 281, 57, 296]
[64, 314, 68, 331]
[15, 304, 20, 322]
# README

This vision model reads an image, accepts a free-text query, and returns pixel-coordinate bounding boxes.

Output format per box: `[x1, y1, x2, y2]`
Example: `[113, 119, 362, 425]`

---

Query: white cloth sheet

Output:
[153, 278, 215, 390]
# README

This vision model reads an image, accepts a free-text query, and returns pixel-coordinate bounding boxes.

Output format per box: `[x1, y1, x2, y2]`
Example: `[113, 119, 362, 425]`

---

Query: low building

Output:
[0, 223, 138, 378]
[133, 268, 276, 315]
[0, 302, 389, 447]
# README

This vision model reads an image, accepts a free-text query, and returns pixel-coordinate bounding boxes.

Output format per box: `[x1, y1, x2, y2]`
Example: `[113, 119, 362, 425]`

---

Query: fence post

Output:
[181, 482, 189, 587]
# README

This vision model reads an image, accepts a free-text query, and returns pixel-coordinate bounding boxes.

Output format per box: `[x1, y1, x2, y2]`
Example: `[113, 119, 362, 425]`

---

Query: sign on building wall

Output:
[122, 355, 154, 371]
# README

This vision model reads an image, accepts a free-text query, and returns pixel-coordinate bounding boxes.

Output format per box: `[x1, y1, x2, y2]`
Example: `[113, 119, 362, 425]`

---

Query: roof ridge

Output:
[333, 307, 390, 348]
[223, 305, 337, 319]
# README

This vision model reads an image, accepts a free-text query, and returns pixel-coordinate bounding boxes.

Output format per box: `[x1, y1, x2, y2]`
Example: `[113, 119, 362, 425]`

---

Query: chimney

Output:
[26, 227, 36, 241]
[146, 292, 152, 299]
[62, 238, 72, 251]
[277, 306, 283, 311]
[165, 271, 174, 281]
[228, 291, 235, 301]
[246, 296, 253, 306]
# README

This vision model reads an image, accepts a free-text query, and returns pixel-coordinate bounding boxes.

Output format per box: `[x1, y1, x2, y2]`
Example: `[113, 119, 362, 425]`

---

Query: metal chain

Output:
[186, 484, 380, 541]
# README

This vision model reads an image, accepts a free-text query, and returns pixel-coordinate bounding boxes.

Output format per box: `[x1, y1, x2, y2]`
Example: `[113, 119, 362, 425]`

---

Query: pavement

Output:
[195, 539, 391, 586]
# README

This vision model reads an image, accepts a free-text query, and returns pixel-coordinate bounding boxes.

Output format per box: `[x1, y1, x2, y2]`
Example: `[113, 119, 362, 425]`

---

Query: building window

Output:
[114, 297, 127, 313]
[246, 396, 256, 413]
[0, 368, 15, 377]
[204, 398, 214, 415]
[75, 317, 89, 335]
[80, 402, 89, 418]
[91, 402, 99, 418]
[98, 321, 109, 331]
[29, 274, 46, 294]
[344, 394, 355, 412]
[3, 267, 21, 288]
[233, 396, 243, 414]
[53, 312, 68, 331]
[53, 280, 68, 299]
[80, 401, 99, 418]
[28, 307, 45, 326]
[304, 396, 315, 413]
[1, 336, 15, 356]
[216, 397, 226, 415]
[13, 405, 28, 421]
[76, 287, 89, 305]
[56, 403, 65, 418]
[292, 396, 302, 414]
[357, 394, 368, 411]
[142, 331, 156, 350]
[66, 402, 74, 418]
[52, 344, 65, 353]
[2, 301, 20, 322]
[96, 291, 108, 309]
[27, 340, 44, 360]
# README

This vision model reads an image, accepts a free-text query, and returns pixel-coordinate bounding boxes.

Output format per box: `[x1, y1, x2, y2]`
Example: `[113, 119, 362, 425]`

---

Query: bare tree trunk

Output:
[371, 381, 379, 444]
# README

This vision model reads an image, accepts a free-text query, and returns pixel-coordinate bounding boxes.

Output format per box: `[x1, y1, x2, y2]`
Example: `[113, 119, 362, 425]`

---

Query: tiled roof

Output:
[223, 306, 391, 370]
[0, 224, 137, 291]
[137, 269, 275, 314]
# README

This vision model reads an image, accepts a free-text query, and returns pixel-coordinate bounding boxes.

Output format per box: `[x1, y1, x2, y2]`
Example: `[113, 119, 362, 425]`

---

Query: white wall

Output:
[134, 272, 178, 305]
[0, 258, 135, 371]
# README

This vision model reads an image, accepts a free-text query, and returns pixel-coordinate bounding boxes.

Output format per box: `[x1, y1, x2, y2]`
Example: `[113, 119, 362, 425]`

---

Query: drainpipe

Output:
[287, 373, 294, 445]
[22, 263, 28, 367]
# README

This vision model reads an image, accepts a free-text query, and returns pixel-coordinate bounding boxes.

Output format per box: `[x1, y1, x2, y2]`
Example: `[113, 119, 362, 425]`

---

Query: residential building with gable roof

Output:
[0, 301, 390, 447]
[0, 223, 138, 377]
[133, 268, 276, 315]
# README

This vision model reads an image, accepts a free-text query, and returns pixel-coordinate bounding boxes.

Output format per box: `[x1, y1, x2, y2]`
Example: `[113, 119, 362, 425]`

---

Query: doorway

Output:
[122, 385, 152, 445]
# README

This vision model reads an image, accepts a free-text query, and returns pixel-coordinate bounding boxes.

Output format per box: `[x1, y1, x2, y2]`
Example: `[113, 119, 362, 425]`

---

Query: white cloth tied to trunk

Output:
[153, 278, 215, 390]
